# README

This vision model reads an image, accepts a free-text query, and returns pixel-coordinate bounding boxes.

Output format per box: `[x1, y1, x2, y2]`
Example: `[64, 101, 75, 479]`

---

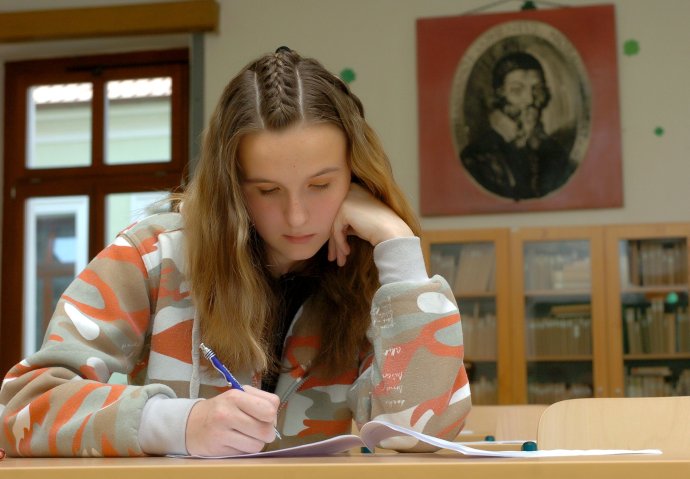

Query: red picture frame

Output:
[417, 4, 622, 216]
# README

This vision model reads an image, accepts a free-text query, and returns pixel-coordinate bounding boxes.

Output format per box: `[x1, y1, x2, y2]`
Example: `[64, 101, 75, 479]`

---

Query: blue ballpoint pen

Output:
[199, 343, 282, 440]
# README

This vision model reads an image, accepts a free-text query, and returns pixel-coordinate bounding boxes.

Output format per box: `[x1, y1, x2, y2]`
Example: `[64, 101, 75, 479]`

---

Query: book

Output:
[172, 420, 661, 459]
[627, 366, 673, 397]
[629, 366, 672, 376]
[678, 307, 690, 352]
[453, 243, 494, 294]
[664, 311, 677, 353]
[429, 250, 458, 287]
[625, 306, 643, 354]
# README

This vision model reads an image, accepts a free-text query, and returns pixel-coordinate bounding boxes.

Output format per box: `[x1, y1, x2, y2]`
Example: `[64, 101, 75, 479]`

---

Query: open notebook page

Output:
[172, 420, 662, 459]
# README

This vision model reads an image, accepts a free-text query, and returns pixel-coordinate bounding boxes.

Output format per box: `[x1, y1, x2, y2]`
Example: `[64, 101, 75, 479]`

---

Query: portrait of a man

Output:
[460, 51, 575, 200]
[450, 20, 592, 203]
[417, 5, 622, 215]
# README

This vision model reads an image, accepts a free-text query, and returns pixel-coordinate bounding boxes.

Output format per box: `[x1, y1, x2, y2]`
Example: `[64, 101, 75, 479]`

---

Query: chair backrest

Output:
[537, 396, 690, 454]
[461, 404, 548, 441]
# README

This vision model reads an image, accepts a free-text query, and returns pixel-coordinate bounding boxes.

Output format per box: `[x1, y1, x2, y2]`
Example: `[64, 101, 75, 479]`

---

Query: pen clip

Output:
[199, 342, 214, 361]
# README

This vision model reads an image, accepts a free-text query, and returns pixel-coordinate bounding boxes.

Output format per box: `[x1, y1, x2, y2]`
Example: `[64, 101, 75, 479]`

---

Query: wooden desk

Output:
[2, 453, 690, 479]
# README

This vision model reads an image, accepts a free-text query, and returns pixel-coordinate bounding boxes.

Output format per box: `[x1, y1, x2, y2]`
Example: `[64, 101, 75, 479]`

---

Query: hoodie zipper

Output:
[277, 373, 310, 415]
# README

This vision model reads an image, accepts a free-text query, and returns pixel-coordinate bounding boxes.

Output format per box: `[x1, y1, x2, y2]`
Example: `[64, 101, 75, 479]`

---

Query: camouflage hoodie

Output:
[0, 213, 470, 456]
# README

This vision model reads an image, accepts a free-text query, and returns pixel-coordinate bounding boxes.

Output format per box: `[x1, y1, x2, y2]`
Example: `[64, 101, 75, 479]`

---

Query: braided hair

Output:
[182, 48, 418, 375]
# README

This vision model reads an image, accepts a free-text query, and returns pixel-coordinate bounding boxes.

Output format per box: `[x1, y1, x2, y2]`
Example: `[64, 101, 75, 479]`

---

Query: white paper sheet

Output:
[171, 419, 662, 459]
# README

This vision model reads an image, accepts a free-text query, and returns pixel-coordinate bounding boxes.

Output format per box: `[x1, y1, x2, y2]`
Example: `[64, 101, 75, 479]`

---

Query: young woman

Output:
[0, 48, 470, 457]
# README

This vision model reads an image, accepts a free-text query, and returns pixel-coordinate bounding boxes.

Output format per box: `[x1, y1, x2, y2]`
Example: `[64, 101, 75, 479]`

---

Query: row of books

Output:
[469, 376, 498, 405]
[624, 239, 687, 287]
[470, 371, 690, 403]
[625, 367, 690, 397]
[429, 243, 495, 295]
[461, 303, 593, 358]
[525, 318, 592, 356]
[675, 369, 690, 395]
[524, 254, 591, 290]
[527, 382, 593, 404]
[525, 304, 592, 356]
[431, 239, 687, 294]
[623, 303, 690, 354]
[462, 314, 497, 359]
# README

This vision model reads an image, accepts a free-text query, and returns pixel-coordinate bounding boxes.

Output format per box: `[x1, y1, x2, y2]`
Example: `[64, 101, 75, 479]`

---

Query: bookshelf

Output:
[421, 229, 511, 404]
[604, 223, 690, 399]
[509, 226, 608, 404]
[423, 223, 690, 404]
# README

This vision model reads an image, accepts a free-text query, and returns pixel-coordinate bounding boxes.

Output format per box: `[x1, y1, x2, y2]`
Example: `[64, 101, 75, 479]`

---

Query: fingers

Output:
[185, 387, 280, 456]
[224, 388, 278, 442]
[218, 428, 271, 455]
[328, 235, 337, 262]
[330, 183, 407, 267]
[239, 385, 280, 422]
[328, 216, 351, 267]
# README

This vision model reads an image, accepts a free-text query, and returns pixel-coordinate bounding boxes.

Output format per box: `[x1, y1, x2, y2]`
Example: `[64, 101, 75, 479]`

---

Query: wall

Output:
[1, 0, 689, 235]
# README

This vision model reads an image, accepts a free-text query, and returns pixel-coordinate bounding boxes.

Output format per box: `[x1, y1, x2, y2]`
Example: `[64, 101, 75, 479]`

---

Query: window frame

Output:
[1, 49, 189, 374]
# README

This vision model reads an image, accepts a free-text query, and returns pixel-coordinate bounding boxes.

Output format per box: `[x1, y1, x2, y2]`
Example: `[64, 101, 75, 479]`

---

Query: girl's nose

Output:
[285, 195, 308, 227]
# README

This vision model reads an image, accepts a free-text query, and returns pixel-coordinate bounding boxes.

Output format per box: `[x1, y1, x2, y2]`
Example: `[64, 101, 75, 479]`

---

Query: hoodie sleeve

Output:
[0, 234, 176, 457]
[347, 237, 471, 451]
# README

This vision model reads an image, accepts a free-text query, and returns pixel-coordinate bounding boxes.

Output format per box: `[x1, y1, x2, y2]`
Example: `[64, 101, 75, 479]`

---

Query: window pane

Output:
[27, 83, 93, 168]
[105, 77, 172, 165]
[24, 196, 89, 355]
[105, 191, 171, 244]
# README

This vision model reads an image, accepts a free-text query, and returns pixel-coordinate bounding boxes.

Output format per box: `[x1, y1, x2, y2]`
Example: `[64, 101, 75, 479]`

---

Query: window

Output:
[1, 50, 189, 373]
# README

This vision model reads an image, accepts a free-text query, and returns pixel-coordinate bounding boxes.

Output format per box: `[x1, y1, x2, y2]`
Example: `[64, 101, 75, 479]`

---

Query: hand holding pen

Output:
[199, 343, 282, 440]
[184, 344, 281, 456]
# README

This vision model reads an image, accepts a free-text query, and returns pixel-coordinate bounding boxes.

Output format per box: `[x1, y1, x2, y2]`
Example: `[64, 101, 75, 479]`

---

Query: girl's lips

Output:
[284, 234, 315, 244]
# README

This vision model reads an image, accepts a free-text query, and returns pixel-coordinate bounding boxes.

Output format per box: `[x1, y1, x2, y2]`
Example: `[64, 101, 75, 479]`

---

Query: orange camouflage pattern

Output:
[0, 213, 470, 456]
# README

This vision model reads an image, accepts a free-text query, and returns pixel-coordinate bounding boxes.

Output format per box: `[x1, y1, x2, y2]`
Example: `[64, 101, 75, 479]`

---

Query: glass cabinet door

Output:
[422, 229, 510, 404]
[511, 227, 607, 404]
[605, 225, 690, 398]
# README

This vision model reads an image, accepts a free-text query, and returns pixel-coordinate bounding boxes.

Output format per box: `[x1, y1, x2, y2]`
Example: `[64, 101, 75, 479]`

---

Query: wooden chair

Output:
[460, 404, 548, 441]
[537, 396, 690, 454]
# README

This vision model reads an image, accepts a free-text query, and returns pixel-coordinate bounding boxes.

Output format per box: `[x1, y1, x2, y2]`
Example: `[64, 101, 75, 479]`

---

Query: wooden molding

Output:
[0, 0, 219, 43]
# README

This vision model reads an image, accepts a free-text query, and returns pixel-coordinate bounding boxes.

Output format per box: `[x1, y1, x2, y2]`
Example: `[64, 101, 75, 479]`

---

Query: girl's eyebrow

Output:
[243, 166, 343, 184]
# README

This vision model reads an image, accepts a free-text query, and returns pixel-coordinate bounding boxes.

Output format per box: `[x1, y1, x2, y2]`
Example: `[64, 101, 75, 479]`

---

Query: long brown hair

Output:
[182, 48, 420, 375]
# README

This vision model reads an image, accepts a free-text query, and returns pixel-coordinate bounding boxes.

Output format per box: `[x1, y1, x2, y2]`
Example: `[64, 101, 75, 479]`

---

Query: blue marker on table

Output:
[199, 343, 282, 440]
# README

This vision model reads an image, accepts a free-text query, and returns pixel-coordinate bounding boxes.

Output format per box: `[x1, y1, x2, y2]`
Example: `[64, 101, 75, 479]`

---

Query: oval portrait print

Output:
[450, 20, 591, 202]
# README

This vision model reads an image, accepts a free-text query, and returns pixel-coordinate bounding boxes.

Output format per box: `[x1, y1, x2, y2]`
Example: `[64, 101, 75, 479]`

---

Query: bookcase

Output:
[421, 229, 511, 405]
[422, 222, 690, 405]
[509, 226, 608, 404]
[604, 223, 690, 399]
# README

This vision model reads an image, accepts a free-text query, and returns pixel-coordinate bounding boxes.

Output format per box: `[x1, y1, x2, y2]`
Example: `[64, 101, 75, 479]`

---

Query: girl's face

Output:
[239, 122, 351, 276]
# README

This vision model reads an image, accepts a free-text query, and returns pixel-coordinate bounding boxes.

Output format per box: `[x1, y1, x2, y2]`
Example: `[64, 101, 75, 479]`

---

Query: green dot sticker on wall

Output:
[623, 39, 640, 56]
[340, 68, 356, 84]
[654, 126, 665, 137]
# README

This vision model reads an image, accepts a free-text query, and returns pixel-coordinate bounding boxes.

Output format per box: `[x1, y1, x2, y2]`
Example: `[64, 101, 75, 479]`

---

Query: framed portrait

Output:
[417, 4, 622, 216]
